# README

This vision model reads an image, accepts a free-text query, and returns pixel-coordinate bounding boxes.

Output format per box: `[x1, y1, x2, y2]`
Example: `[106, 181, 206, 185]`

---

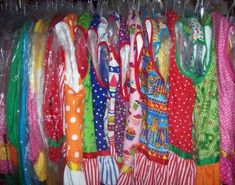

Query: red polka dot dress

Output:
[166, 10, 196, 185]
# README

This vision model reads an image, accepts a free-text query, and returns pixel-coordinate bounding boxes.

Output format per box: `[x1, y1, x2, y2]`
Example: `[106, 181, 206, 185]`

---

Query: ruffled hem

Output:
[134, 151, 196, 185]
[83, 158, 100, 185]
[196, 162, 220, 185]
[220, 156, 235, 185]
[64, 165, 86, 185]
[97, 155, 119, 185]
[117, 170, 134, 185]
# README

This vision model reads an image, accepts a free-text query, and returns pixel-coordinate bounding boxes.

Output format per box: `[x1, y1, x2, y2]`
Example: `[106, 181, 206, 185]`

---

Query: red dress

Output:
[166, 10, 196, 184]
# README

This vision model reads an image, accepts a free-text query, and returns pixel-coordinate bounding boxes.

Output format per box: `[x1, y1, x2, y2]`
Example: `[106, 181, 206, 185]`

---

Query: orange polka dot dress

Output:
[63, 14, 85, 170]
[55, 14, 86, 175]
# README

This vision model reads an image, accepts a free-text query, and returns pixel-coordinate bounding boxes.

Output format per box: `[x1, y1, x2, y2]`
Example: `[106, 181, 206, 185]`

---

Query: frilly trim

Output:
[64, 164, 87, 185]
[117, 170, 134, 185]
[83, 158, 100, 185]
[98, 155, 119, 185]
[196, 162, 220, 185]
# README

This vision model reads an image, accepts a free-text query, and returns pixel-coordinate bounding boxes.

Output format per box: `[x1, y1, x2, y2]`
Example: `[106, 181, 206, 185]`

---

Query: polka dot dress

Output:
[43, 16, 65, 162]
[114, 16, 130, 163]
[213, 12, 235, 185]
[167, 10, 196, 157]
[91, 64, 109, 152]
[89, 14, 110, 153]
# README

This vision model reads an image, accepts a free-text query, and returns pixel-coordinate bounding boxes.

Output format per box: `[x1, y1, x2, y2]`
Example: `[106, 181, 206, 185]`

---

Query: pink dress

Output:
[213, 12, 235, 185]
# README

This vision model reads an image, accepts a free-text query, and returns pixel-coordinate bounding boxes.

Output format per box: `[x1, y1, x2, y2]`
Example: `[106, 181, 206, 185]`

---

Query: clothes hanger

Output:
[194, 0, 205, 22]
[227, 0, 235, 20]
[183, 0, 189, 16]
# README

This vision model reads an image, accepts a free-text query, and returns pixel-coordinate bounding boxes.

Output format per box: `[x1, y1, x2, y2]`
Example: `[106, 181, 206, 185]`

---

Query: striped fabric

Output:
[167, 152, 196, 185]
[108, 136, 117, 160]
[117, 171, 134, 185]
[98, 156, 119, 185]
[133, 152, 196, 185]
[83, 158, 100, 185]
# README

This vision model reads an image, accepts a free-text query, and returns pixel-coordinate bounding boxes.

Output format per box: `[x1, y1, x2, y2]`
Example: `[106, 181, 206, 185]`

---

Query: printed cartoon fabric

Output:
[122, 10, 143, 171]
[107, 13, 121, 158]
[138, 18, 169, 164]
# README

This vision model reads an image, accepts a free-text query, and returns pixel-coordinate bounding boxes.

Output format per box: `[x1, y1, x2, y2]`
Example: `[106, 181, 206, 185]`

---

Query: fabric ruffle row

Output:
[220, 156, 235, 185]
[64, 165, 86, 185]
[166, 152, 195, 185]
[98, 156, 119, 185]
[117, 170, 134, 185]
[133, 151, 196, 185]
[83, 158, 100, 185]
[196, 162, 220, 185]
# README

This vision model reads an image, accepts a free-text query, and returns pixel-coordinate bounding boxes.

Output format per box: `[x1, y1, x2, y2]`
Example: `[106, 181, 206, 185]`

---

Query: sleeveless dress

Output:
[117, 10, 144, 185]
[29, 18, 49, 182]
[175, 15, 220, 185]
[114, 15, 130, 167]
[89, 14, 119, 185]
[106, 13, 121, 159]
[213, 12, 235, 185]
[77, 12, 100, 185]
[134, 18, 170, 185]
[55, 14, 86, 185]
[43, 15, 65, 162]
[166, 10, 196, 185]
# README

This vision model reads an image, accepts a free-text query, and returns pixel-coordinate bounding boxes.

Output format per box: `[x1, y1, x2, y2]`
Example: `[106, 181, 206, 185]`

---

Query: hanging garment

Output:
[28, 18, 49, 164]
[30, 18, 51, 182]
[175, 15, 220, 185]
[97, 15, 112, 157]
[118, 10, 143, 185]
[134, 17, 170, 185]
[75, 12, 100, 185]
[166, 10, 196, 185]
[0, 32, 15, 175]
[213, 12, 235, 185]
[106, 12, 121, 159]
[19, 20, 34, 185]
[55, 13, 86, 185]
[5, 25, 24, 152]
[43, 15, 65, 162]
[114, 15, 130, 167]
[6, 21, 32, 185]
[89, 14, 119, 185]
[139, 18, 169, 163]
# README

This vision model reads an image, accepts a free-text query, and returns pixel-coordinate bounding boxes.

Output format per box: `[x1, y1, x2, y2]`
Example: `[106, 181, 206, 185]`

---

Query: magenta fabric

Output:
[28, 86, 42, 162]
[213, 12, 235, 185]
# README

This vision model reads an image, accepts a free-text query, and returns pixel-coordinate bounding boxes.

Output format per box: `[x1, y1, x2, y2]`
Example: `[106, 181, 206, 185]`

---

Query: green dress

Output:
[175, 15, 220, 165]
[78, 12, 97, 154]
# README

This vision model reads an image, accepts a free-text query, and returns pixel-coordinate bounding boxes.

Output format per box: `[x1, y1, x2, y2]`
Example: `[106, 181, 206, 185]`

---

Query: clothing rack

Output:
[0, 1, 234, 185]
